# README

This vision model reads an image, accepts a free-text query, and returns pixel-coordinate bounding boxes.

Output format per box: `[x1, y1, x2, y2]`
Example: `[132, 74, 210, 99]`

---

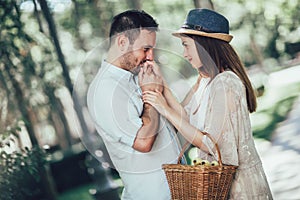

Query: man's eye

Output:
[144, 48, 149, 52]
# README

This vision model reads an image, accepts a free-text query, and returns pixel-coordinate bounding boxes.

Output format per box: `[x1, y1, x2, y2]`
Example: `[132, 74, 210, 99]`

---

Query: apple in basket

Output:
[200, 160, 211, 166]
[192, 158, 202, 166]
[211, 160, 219, 166]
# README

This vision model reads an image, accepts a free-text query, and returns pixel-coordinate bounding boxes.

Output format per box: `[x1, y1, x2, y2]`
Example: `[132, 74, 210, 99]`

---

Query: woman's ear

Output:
[117, 34, 130, 52]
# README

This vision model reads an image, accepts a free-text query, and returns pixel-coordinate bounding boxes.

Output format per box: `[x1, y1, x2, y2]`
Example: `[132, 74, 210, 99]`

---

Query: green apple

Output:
[192, 158, 202, 166]
[201, 160, 211, 166]
[211, 160, 219, 166]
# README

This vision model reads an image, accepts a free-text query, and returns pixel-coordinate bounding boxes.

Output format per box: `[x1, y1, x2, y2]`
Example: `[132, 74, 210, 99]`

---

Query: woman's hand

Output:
[138, 62, 163, 93]
[142, 90, 170, 116]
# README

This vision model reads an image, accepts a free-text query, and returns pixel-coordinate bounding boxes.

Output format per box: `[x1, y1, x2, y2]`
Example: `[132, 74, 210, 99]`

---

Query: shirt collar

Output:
[101, 59, 134, 82]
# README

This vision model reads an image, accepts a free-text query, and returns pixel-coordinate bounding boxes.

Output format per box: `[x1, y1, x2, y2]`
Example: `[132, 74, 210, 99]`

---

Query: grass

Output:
[57, 183, 95, 200]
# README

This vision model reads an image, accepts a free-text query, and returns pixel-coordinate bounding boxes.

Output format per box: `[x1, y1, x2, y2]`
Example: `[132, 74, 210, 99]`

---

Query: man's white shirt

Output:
[87, 60, 182, 200]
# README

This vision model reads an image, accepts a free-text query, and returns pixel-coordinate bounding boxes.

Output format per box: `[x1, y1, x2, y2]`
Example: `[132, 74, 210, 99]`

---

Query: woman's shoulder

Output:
[215, 70, 240, 81]
[211, 71, 243, 89]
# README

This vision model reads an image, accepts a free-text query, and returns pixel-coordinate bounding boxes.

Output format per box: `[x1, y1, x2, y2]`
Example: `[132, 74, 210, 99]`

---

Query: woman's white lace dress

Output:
[184, 71, 273, 199]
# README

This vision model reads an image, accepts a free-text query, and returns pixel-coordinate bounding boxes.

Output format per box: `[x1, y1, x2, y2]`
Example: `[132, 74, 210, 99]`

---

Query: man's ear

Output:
[117, 34, 130, 52]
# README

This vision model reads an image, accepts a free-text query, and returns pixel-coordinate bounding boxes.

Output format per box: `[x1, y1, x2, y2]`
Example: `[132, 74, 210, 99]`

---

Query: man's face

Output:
[121, 29, 156, 74]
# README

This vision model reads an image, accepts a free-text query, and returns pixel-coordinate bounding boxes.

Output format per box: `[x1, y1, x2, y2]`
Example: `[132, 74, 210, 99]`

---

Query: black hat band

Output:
[181, 23, 215, 33]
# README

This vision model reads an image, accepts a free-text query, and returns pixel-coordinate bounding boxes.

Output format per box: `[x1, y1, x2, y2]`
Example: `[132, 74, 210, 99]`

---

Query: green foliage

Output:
[252, 81, 300, 140]
[0, 126, 20, 148]
[214, 0, 300, 66]
[253, 96, 297, 140]
[0, 146, 47, 200]
[0, 124, 47, 200]
[0, 0, 37, 125]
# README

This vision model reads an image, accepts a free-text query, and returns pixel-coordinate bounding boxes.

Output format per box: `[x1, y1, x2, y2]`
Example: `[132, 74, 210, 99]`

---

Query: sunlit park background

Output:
[1, 0, 300, 199]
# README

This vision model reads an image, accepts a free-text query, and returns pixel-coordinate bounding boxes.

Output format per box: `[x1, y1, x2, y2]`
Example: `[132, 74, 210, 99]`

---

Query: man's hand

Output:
[138, 61, 163, 93]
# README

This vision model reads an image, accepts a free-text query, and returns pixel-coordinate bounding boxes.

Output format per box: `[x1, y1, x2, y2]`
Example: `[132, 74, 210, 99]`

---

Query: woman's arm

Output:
[164, 75, 202, 120]
[162, 84, 189, 121]
[142, 90, 209, 152]
[164, 104, 208, 151]
[151, 62, 201, 120]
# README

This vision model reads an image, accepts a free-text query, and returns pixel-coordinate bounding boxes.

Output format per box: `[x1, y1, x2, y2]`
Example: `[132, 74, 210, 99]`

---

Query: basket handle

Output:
[177, 132, 222, 167]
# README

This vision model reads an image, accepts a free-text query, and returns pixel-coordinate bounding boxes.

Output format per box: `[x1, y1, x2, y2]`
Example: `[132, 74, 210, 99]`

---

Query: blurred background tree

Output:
[1, 0, 300, 199]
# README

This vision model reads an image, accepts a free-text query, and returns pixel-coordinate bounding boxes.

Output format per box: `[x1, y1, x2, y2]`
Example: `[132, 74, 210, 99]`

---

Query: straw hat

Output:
[172, 8, 233, 42]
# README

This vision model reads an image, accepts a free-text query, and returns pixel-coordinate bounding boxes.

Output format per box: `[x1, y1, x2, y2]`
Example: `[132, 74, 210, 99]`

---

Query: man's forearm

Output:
[132, 103, 159, 152]
[141, 103, 159, 126]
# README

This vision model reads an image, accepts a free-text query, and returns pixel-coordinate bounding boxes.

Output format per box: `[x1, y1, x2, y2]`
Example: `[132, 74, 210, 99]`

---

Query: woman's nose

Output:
[183, 49, 188, 58]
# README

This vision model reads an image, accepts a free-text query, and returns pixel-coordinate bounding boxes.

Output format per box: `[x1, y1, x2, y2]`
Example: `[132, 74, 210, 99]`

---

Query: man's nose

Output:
[146, 49, 154, 61]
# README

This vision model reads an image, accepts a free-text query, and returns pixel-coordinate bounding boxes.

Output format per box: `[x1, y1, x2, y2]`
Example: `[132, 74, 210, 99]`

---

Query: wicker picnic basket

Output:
[162, 132, 238, 200]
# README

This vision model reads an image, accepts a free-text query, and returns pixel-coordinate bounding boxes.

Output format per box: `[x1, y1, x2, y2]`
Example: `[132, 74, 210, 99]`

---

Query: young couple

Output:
[87, 8, 273, 200]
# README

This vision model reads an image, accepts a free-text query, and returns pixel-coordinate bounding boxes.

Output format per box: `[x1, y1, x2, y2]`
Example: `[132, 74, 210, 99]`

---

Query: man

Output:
[87, 10, 182, 200]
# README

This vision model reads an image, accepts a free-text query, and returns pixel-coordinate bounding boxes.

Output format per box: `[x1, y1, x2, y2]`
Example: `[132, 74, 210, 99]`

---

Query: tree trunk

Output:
[46, 86, 73, 149]
[38, 0, 73, 93]
[38, 0, 90, 141]
[92, 0, 112, 37]
[4, 53, 39, 147]
[72, 0, 87, 51]
[33, 0, 44, 33]
[193, 0, 214, 9]
[126, 0, 141, 9]
[250, 35, 264, 66]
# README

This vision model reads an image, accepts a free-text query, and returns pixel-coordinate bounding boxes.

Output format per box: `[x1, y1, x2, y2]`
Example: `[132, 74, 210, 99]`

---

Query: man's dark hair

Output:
[109, 10, 158, 45]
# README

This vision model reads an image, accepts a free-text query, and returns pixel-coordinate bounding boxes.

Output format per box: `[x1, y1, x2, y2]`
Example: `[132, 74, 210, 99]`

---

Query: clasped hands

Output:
[138, 61, 169, 115]
[138, 61, 163, 93]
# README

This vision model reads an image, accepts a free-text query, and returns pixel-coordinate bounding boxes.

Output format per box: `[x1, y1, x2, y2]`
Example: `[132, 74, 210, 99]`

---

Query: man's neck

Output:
[106, 47, 122, 68]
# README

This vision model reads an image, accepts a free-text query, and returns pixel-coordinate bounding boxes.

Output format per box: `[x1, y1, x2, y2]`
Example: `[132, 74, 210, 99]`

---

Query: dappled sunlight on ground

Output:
[255, 94, 300, 199]
[256, 139, 300, 199]
[268, 65, 300, 87]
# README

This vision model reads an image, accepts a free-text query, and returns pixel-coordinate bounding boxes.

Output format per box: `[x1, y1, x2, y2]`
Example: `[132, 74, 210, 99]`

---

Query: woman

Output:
[142, 8, 273, 199]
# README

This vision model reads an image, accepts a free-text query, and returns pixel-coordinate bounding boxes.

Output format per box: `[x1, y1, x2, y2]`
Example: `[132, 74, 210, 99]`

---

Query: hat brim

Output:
[172, 28, 233, 43]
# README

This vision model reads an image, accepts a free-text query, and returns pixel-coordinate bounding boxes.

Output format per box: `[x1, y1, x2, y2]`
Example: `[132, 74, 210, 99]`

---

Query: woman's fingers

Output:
[142, 90, 157, 95]
[142, 92, 159, 104]
[142, 93, 155, 102]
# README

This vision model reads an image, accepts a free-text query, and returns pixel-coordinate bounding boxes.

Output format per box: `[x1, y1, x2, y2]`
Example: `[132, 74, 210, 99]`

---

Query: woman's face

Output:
[181, 36, 202, 68]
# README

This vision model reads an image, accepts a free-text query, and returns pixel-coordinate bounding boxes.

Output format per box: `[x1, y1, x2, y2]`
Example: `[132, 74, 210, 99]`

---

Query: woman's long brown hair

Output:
[189, 35, 257, 113]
